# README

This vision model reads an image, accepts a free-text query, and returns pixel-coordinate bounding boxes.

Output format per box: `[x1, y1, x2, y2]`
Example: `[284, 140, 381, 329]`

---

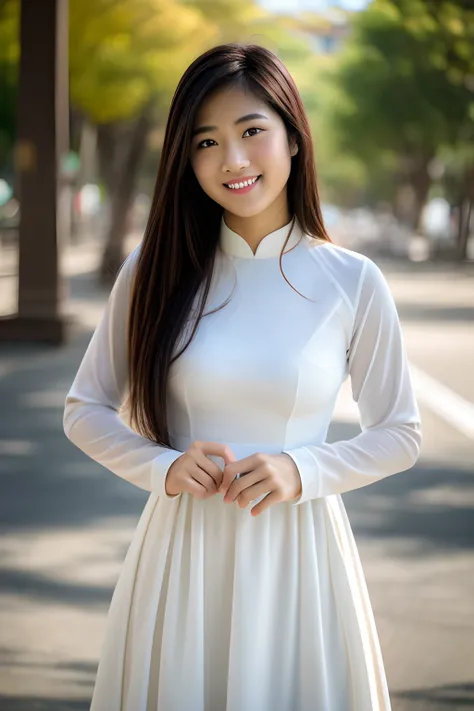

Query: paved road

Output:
[0, 241, 473, 710]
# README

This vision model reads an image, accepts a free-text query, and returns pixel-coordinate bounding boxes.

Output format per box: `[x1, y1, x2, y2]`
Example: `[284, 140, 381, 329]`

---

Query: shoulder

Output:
[106, 243, 144, 308]
[303, 237, 385, 303]
[305, 237, 372, 272]
[115, 242, 143, 285]
[121, 242, 143, 273]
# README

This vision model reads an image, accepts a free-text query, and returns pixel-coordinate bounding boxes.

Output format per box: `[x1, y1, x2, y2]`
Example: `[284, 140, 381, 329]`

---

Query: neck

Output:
[223, 204, 291, 255]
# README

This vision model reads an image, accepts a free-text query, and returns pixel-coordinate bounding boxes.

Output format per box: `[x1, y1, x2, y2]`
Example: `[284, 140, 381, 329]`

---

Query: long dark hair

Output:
[126, 43, 333, 447]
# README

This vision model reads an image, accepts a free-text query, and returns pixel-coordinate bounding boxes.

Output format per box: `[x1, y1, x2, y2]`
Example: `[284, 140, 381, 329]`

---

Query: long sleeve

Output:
[284, 256, 422, 505]
[63, 245, 183, 498]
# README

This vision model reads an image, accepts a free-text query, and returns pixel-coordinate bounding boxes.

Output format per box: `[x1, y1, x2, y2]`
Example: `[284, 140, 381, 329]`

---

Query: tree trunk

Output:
[456, 165, 474, 261]
[96, 121, 120, 196]
[99, 103, 154, 283]
[409, 158, 432, 232]
[457, 197, 472, 261]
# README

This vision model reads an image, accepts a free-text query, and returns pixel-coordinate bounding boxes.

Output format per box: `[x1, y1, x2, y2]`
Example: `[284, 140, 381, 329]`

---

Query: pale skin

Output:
[189, 85, 299, 252]
[166, 444, 302, 516]
[218, 452, 302, 515]
[165, 86, 303, 514]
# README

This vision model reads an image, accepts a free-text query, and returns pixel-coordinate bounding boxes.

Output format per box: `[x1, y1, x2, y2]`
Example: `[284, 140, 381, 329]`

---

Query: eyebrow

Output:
[191, 112, 269, 138]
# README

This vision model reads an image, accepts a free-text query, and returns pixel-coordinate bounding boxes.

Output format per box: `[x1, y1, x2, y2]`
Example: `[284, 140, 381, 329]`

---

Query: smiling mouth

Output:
[223, 175, 262, 191]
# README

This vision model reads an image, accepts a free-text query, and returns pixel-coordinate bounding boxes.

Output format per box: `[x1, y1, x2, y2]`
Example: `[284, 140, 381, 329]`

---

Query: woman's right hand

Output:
[164, 441, 237, 498]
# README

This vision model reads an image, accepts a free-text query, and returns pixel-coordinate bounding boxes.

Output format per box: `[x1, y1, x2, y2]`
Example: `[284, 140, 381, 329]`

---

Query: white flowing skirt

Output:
[89, 465, 391, 711]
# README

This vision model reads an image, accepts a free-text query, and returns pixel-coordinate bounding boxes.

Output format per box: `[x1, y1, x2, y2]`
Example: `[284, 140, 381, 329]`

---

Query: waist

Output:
[170, 434, 323, 466]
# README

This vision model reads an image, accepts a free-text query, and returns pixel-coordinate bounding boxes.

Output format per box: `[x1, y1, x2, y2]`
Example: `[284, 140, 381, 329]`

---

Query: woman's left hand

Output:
[218, 453, 302, 516]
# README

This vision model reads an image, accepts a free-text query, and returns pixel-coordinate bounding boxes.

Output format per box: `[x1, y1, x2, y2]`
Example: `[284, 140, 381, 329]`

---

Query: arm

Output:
[63, 245, 183, 498]
[283, 257, 422, 505]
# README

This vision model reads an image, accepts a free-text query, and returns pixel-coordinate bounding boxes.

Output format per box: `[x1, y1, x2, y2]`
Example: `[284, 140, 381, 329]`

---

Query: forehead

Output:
[193, 86, 274, 124]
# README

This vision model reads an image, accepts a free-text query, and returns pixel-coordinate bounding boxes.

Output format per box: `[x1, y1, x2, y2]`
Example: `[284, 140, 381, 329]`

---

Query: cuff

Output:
[152, 448, 185, 500]
[282, 446, 320, 505]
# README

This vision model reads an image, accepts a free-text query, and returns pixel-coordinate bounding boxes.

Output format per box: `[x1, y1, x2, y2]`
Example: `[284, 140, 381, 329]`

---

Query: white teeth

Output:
[227, 176, 259, 189]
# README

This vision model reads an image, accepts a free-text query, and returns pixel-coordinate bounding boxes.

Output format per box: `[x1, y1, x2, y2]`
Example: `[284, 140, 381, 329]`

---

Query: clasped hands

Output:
[218, 452, 302, 516]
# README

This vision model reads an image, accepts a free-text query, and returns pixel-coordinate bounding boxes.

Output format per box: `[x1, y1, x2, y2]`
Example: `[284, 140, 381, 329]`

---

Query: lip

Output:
[223, 175, 262, 194]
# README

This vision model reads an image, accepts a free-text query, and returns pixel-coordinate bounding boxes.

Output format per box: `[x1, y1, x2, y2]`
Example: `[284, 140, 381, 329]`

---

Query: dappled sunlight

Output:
[393, 682, 474, 708]
[0, 621, 97, 699]
[348, 473, 474, 519]
[0, 440, 38, 456]
[0, 519, 137, 591]
[408, 483, 474, 508]
[20, 391, 68, 409]
[0, 522, 137, 698]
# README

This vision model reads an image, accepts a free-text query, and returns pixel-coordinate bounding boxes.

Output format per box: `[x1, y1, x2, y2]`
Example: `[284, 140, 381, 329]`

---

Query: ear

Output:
[290, 140, 299, 157]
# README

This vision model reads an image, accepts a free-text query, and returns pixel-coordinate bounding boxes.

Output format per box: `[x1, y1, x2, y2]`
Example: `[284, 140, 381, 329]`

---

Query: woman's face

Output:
[189, 86, 297, 222]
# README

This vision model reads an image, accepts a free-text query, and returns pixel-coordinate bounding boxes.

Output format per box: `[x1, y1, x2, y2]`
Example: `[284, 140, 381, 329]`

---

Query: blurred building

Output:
[299, 10, 351, 54]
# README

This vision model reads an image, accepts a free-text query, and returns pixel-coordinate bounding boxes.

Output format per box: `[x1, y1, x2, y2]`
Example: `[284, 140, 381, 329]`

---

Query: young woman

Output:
[64, 43, 422, 711]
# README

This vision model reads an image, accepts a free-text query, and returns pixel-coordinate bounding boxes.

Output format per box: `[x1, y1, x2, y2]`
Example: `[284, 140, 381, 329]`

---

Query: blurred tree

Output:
[180, 0, 264, 40]
[277, 10, 403, 211]
[0, 0, 19, 179]
[69, 0, 267, 281]
[238, 9, 370, 209]
[383, 0, 474, 84]
[441, 141, 474, 259]
[381, 0, 474, 256]
[323, 2, 472, 235]
[68, 0, 214, 280]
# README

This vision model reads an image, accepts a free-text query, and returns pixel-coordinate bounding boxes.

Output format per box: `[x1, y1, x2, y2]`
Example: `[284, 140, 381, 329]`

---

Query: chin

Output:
[222, 195, 274, 218]
[225, 205, 266, 219]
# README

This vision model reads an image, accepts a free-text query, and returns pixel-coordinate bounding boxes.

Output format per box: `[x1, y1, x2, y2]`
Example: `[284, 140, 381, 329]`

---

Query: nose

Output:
[221, 143, 250, 174]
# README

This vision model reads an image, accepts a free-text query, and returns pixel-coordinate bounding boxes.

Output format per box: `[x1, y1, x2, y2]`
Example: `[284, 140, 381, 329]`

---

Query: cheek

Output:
[192, 153, 211, 177]
[191, 154, 218, 191]
[257, 134, 292, 173]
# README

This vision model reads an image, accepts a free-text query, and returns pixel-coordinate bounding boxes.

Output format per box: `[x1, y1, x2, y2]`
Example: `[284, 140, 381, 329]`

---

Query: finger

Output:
[222, 473, 244, 501]
[219, 454, 257, 493]
[193, 450, 224, 489]
[249, 490, 281, 516]
[219, 452, 265, 493]
[187, 476, 215, 499]
[222, 453, 256, 479]
[228, 476, 270, 506]
[198, 441, 237, 467]
[194, 442, 236, 491]
[189, 463, 219, 495]
[219, 471, 238, 495]
[224, 471, 265, 502]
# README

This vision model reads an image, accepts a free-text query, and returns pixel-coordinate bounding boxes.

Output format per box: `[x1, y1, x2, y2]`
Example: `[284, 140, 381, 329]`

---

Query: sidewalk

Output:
[0, 238, 142, 708]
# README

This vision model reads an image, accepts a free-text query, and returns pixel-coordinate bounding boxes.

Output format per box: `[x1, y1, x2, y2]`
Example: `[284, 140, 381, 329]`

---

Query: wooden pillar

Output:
[0, 0, 70, 344]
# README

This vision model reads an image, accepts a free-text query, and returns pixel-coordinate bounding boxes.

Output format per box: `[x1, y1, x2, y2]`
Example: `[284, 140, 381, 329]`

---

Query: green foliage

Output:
[376, 0, 474, 209]
[312, 2, 472, 206]
[336, 4, 469, 155]
[0, 0, 19, 172]
[68, 0, 274, 123]
[380, 0, 474, 85]
[180, 0, 265, 34]
[0, 0, 18, 66]
[69, 0, 216, 123]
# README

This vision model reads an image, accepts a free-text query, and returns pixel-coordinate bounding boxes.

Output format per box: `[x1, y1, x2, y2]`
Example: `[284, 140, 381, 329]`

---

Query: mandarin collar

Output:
[218, 215, 304, 259]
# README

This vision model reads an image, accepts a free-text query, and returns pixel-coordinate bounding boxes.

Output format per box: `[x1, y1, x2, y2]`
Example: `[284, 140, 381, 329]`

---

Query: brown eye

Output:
[243, 127, 264, 137]
[197, 139, 216, 150]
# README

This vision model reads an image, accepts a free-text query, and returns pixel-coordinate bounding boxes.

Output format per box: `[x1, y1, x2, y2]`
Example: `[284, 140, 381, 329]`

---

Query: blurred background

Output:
[0, 0, 473, 709]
